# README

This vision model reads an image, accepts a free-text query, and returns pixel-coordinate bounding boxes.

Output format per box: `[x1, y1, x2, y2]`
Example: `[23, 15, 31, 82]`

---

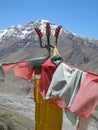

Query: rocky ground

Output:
[0, 93, 35, 130]
[0, 93, 98, 130]
[0, 92, 76, 130]
[0, 72, 98, 130]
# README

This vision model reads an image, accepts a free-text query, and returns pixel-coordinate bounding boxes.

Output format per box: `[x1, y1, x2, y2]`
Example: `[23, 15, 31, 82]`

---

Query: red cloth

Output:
[13, 62, 34, 81]
[37, 59, 67, 108]
[47, 97, 67, 109]
[3, 62, 34, 81]
[3, 64, 15, 74]
[38, 59, 57, 97]
[70, 72, 98, 118]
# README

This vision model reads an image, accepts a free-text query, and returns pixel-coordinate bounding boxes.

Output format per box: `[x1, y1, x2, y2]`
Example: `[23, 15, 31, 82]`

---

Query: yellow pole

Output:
[34, 71, 63, 130]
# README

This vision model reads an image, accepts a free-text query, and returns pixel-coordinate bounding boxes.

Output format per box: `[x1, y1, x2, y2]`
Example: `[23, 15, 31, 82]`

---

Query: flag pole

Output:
[34, 22, 63, 130]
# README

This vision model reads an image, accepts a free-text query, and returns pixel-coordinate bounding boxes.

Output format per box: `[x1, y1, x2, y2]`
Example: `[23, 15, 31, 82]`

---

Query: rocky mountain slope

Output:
[0, 19, 98, 73]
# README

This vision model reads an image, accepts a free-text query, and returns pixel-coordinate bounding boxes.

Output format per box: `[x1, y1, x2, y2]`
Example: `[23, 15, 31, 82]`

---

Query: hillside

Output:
[0, 20, 98, 74]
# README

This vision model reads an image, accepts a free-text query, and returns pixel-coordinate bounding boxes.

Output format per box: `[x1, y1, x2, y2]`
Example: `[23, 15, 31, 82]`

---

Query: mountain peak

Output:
[0, 19, 98, 75]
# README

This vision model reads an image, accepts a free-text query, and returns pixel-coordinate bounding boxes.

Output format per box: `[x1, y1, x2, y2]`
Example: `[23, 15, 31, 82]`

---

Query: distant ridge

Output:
[0, 19, 98, 74]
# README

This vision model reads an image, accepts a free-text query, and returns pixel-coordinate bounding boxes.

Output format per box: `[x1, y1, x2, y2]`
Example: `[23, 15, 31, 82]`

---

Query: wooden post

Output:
[34, 71, 63, 130]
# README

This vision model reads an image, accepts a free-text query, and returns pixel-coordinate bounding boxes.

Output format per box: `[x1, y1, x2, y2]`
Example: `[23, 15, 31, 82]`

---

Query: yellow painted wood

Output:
[34, 77, 63, 130]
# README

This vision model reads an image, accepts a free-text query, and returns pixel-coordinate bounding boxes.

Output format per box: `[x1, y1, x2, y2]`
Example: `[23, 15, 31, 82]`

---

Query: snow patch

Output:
[0, 29, 8, 38]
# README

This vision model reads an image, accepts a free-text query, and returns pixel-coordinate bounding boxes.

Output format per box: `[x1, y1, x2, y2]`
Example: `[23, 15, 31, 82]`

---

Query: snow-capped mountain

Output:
[0, 20, 54, 40]
[0, 20, 98, 74]
[0, 20, 69, 42]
